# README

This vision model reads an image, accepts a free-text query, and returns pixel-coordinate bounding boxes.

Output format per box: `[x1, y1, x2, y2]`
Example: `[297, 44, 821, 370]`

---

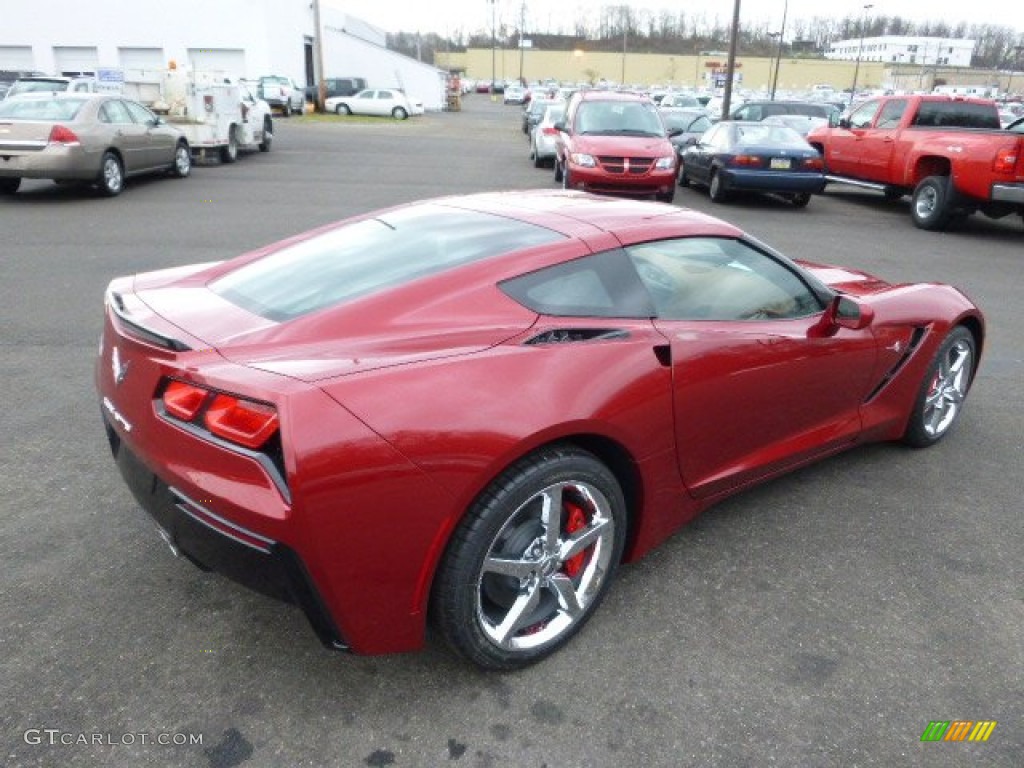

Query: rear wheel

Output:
[903, 326, 976, 447]
[258, 117, 273, 152]
[911, 175, 953, 230]
[220, 126, 239, 164]
[709, 170, 729, 202]
[791, 192, 811, 208]
[0, 177, 20, 194]
[97, 152, 124, 197]
[431, 445, 626, 670]
[532, 143, 544, 168]
[171, 142, 191, 178]
[392, 106, 408, 120]
[678, 165, 690, 188]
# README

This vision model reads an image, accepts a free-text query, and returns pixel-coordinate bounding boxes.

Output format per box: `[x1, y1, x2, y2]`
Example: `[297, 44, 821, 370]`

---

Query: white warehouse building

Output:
[826, 36, 976, 68]
[0, 0, 448, 110]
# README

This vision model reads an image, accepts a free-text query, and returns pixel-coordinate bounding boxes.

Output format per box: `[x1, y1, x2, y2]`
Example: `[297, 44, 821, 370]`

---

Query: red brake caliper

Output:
[562, 501, 590, 578]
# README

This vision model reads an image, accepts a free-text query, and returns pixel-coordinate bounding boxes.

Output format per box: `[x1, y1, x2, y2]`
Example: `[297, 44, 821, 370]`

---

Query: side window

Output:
[358, 91, 374, 100]
[627, 238, 824, 321]
[876, 100, 907, 129]
[100, 99, 133, 124]
[123, 100, 156, 124]
[378, 90, 392, 99]
[849, 101, 881, 129]
[734, 105, 756, 121]
[499, 249, 655, 318]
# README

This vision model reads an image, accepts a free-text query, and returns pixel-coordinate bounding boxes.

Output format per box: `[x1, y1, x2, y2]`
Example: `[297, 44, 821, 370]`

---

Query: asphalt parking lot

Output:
[2, 95, 1021, 768]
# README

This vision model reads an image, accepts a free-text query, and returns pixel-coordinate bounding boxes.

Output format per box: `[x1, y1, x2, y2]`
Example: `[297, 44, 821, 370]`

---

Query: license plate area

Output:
[770, 157, 792, 170]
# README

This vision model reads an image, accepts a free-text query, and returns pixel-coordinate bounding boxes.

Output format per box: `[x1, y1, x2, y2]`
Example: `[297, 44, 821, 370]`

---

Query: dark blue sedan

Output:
[678, 120, 826, 207]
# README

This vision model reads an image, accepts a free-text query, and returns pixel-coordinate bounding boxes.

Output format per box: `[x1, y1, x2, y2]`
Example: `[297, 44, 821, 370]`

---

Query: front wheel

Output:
[791, 192, 811, 208]
[431, 446, 626, 670]
[677, 165, 690, 188]
[911, 175, 953, 231]
[0, 177, 20, 195]
[903, 326, 976, 447]
[97, 152, 124, 197]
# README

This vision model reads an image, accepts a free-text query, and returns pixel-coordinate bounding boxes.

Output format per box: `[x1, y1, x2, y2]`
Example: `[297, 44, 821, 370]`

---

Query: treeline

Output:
[387, 8, 1024, 70]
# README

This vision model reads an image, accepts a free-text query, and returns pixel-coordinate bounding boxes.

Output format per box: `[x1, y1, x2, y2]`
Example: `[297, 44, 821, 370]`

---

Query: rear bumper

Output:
[720, 168, 826, 194]
[991, 183, 1024, 204]
[0, 145, 100, 180]
[104, 413, 348, 651]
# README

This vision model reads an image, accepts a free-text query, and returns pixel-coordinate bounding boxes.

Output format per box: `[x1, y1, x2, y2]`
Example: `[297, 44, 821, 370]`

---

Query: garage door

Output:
[0, 46, 34, 70]
[187, 48, 246, 79]
[54, 46, 99, 76]
[119, 47, 165, 80]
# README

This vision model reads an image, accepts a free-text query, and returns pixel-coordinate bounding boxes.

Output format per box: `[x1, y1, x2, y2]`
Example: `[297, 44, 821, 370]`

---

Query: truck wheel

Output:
[220, 127, 239, 164]
[259, 118, 273, 152]
[911, 176, 953, 231]
[0, 177, 20, 195]
[170, 142, 191, 178]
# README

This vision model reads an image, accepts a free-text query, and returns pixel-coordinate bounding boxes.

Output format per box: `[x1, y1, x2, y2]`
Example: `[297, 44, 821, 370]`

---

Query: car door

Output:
[354, 89, 379, 116]
[857, 99, 907, 182]
[626, 237, 878, 499]
[823, 99, 881, 177]
[122, 99, 172, 170]
[98, 98, 148, 173]
[376, 89, 398, 116]
[683, 123, 722, 185]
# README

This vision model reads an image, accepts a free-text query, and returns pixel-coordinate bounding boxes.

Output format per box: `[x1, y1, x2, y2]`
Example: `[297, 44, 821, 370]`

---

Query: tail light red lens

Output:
[47, 125, 81, 146]
[804, 157, 825, 170]
[163, 380, 209, 421]
[542, 126, 558, 135]
[992, 146, 1019, 175]
[204, 394, 279, 449]
[732, 154, 764, 167]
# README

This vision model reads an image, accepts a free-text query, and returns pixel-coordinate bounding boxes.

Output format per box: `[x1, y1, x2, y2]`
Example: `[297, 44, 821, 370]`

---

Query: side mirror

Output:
[811, 295, 874, 337]
[838, 117, 852, 129]
[685, 135, 699, 146]
[666, 127, 683, 137]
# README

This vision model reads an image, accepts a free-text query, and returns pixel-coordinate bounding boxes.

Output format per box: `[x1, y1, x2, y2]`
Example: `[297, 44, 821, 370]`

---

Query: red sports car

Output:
[96, 191, 983, 669]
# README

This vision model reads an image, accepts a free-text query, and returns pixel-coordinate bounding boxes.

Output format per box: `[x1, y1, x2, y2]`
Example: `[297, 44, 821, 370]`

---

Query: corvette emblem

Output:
[111, 346, 130, 385]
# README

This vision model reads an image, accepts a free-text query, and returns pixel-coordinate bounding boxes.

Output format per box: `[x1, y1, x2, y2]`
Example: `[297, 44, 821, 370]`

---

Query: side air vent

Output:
[524, 328, 629, 346]
[863, 326, 927, 403]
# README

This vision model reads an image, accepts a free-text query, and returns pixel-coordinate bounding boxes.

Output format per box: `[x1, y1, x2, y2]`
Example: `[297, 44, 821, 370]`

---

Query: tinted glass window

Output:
[123, 100, 156, 124]
[500, 249, 655, 318]
[213, 206, 565, 321]
[876, 99, 907, 129]
[849, 101, 881, 129]
[0, 97, 87, 120]
[912, 101, 1000, 129]
[628, 237, 823, 321]
[574, 100, 664, 136]
[100, 100, 133, 124]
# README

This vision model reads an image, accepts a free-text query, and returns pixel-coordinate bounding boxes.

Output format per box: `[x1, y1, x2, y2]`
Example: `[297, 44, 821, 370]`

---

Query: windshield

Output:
[575, 101, 665, 137]
[212, 205, 565, 321]
[733, 124, 808, 147]
[7, 79, 70, 97]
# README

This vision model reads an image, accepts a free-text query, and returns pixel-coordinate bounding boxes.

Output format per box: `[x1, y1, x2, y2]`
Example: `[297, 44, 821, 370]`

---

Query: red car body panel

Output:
[96, 191, 984, 656]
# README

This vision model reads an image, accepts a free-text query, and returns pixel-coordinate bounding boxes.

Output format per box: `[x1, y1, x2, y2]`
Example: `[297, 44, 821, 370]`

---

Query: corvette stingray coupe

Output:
[96, 191, 983, 669]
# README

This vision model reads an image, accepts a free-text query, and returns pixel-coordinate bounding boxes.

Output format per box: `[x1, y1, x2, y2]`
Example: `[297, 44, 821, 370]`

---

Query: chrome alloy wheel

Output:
[921, 336, 972, 438]
[914, 184, 939, 220]
[475, 480, 615, 652]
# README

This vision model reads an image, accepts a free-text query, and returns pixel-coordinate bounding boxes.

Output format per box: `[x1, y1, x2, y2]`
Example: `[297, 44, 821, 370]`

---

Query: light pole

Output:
[621, 6, 628, 86]
[490, 0, 496, 99]
[770, 0, 788, 100]
[849, 3, 874, 105]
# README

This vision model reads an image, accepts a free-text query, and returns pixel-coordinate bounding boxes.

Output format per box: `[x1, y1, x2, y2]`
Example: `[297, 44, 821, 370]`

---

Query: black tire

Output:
[656, 187, 675, 204]
[0, 177, 20, 195]
[431, 445, 626, 670]
[903, 326, 976, 448]
[336, 104, 351, 116]
[219, 127, 239, 164]
[709, 169, 729, 203]
[532, 144, 544, 169]
[562, 163, 572, 190]
[258, 117, 273, 152]
[791, 192, 811, 208]
[882, 186, 903, 201]
[97, 151, 124, 197]
[553, 156, 563, 183]
[392, 107, 408, 120]
[677, 165, 690, 188]
[171, 141, 191, 178]
[911, 175, 953, 231]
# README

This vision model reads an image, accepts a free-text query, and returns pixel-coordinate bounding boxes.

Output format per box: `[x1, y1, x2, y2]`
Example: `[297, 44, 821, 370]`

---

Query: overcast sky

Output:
[329, 0, 1023, 37]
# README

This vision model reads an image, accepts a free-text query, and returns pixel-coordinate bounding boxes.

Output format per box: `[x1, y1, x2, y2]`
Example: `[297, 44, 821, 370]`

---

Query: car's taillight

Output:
[204, 394, 279, 449]
[732, 154, 764, 167]
[161, 380, 279, 450]
[542, 126, 558, 135]
[162, 380, 209, 421]
[803, 157, 825, 171]
[992, 145, 1020, 175]
[47, 125, 80, 146]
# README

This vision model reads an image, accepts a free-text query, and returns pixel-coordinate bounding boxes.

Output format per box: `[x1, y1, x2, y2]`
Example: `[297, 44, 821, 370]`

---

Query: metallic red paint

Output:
[95, 190, 984, 657]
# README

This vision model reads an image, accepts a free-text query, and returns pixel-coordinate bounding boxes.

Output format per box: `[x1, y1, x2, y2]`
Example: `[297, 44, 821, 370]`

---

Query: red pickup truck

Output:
[807, 95, 1024, 230]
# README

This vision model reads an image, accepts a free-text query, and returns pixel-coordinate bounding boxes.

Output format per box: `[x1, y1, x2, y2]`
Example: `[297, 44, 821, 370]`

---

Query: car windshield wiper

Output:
[600, 129, 662, 137]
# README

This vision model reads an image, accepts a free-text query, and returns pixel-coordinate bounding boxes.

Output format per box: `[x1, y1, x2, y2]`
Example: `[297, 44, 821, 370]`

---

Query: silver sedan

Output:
[0, 92, 191, 196]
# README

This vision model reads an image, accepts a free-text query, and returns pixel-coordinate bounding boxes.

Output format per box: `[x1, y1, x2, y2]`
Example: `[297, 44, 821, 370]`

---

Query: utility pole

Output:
[312, 0, 325, 112]
[621, 5, 628, 85]
[849, 3, 874, 105]
[519, 1, 526, 83]
[490, 0, 497, 99]
[770, 0, 788, 100]
[721, 0, 741, 119]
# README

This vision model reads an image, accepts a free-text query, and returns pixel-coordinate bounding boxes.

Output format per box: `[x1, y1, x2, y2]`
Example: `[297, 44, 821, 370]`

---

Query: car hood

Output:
[130, 266, 538, 383]
[572, 134, 674, 156]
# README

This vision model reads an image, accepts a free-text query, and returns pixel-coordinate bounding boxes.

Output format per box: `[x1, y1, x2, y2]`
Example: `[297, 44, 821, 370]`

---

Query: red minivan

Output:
[554, 90, 678, 203]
